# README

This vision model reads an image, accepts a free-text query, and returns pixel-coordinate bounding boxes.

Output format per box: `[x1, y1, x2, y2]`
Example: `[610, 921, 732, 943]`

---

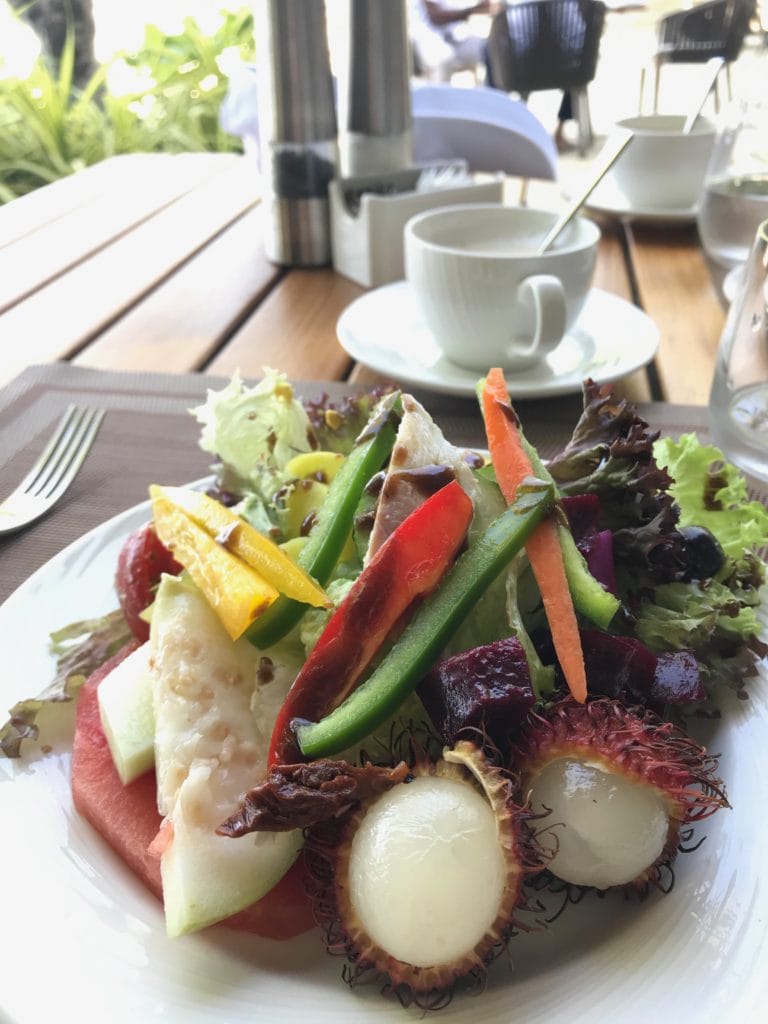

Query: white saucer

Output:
[336, 282, 659, 399]
[584, 176, 698, 224]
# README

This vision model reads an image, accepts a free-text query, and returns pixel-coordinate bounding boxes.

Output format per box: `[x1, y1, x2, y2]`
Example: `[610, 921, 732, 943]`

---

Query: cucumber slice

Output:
[151, 575, 303, 937]
[97, 642, 154, 785]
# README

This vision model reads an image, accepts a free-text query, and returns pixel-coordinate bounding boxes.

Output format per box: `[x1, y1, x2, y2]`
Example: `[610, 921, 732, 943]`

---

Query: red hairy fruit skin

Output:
[115, 523, 183, 641]
[72, 643, 315, 939]
[304, 742, 544, 1006]
[513, 696, 729, 891]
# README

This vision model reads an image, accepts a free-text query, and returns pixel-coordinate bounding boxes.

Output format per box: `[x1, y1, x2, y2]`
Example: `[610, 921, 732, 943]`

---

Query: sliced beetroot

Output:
[561, 493, 602, 540]
[534, 619, 705, 707]
[580, 628, 657, 700]
[561, 495, 618, 596]
[580, 629, 704, 707]
[586, 530, 619, 596]
[417, 637, 535, 748]
[652, 650, 706, 704]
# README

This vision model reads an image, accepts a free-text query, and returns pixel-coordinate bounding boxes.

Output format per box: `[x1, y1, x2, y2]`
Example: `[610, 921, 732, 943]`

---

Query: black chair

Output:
[486, 0, 607, 155]
[641, 0, 756, 113]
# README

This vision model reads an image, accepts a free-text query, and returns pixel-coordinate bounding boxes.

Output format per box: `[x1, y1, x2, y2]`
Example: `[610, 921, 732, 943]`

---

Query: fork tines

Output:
[0, 404, 106, 535]
[21, 405, 105, 501]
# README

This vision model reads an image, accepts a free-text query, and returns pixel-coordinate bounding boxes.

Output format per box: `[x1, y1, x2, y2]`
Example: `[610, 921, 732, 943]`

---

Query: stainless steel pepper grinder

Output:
[337, 0, 413, 177]
[254, 0, 338, 266]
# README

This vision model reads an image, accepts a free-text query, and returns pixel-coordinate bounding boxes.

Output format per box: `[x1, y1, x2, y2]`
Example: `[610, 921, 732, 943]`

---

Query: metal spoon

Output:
[535, 130, 634, 254]
[682, 57, 725, 135]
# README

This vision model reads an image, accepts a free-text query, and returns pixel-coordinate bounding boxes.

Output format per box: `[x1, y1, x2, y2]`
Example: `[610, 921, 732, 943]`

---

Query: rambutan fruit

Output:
[304, 740, 543, 1008]
[513, 697, 729, 892]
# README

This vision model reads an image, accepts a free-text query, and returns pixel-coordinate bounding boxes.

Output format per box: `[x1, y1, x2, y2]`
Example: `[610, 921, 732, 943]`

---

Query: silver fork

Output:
[0, 404, 105, 536]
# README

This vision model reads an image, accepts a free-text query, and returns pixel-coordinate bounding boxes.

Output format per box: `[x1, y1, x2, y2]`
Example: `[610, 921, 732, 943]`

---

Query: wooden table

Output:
[0, 152, 725, 405]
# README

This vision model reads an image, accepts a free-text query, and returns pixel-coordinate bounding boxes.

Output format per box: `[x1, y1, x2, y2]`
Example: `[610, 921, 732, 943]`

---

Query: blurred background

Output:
[0, 0, 765, 203]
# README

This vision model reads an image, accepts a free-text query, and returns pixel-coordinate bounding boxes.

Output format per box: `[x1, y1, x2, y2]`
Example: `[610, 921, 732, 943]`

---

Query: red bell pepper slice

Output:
[268, 478, 474, 765]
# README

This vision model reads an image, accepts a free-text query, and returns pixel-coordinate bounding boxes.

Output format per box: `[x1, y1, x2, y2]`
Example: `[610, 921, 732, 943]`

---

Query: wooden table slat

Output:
[592, 220, 632, 300]
[0, 158, 259, 388]
[73, 207, 281, 374]
[627, 223, 724, 406]
[206, 267, 364, 381]
[1, 154, 186, 250]
[0, 154, 233, 314]
[591, 221, 652, 403]
[0, 154, 726, 407]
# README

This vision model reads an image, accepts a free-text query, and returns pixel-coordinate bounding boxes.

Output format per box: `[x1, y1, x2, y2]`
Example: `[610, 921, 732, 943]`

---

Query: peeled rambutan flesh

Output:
[513, 697, 728, 892]
[304, 741, 542, 1004]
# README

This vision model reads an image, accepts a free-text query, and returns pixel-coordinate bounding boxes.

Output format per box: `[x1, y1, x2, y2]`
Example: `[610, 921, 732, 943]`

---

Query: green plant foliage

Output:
[0, 7, 255, 203]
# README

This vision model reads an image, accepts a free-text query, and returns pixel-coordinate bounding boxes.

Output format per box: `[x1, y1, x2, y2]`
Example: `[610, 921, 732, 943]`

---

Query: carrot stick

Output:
[482, 368, 587, 703]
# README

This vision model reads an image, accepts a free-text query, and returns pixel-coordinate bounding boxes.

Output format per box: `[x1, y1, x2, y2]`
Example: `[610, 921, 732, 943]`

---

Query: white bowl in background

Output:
[612, 114, 716, 210]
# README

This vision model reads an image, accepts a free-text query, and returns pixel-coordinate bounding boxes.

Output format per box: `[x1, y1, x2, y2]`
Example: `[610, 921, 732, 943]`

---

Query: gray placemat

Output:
[0, 364, 709, 606]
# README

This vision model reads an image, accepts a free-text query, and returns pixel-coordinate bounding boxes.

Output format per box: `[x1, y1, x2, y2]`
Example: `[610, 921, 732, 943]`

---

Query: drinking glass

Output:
[709, 219, 768, 485]
[697, 100, 768, 271]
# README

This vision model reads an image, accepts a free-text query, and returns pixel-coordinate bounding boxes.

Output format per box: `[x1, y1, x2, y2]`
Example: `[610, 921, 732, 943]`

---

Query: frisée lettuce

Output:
[654, 433, 768, 571]
[193, 370, 314, 502]
[547, 393, 767, 700]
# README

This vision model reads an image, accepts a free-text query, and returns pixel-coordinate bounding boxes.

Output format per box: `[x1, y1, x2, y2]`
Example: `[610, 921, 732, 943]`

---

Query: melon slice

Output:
[150, 574, 304, 937]
[97, 641, 155, 784]
[72, 646, 315, 938]
[72, 642, 162, 896]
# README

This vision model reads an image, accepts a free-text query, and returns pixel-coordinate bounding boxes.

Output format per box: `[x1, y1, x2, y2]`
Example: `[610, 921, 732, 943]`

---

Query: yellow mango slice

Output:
[153, 485, 329, 609]
[151, 488, 279, 640]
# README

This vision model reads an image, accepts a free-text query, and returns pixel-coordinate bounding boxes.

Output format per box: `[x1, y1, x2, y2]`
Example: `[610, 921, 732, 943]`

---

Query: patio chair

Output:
[640, 0, 756, 113]
[486, 0, 607, 156]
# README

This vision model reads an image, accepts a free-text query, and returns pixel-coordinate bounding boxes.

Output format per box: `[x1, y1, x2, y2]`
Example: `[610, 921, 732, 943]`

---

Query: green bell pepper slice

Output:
[295, 478, 555, 758]
[247, 391, 400, 649]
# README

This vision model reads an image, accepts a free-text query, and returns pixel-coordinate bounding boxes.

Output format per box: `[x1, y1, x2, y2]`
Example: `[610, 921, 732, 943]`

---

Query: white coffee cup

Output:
[611, 114, 716, 210]
[404, 204, 599, 372]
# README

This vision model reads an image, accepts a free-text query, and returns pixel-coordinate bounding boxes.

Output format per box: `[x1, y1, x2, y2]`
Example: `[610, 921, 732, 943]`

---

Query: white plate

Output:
[1, 493, 767, 1023]
[584, 176, 698, 224]
[337, 283, 659, 398]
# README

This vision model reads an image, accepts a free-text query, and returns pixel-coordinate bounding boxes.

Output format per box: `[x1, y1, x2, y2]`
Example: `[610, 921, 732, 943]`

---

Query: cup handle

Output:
[512, 274, 567, 362]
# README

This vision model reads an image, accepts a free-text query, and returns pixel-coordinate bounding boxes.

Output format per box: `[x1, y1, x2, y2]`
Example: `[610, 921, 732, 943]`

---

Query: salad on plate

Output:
[3, 366, 767, 1013]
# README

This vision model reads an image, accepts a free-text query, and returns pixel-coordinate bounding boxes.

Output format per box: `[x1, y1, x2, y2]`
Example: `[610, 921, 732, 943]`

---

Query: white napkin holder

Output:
[329, 166, 504, 289]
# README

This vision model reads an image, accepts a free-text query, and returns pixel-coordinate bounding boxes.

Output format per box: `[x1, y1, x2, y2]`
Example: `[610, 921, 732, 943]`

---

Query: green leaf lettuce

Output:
[654, 433, 768, 571]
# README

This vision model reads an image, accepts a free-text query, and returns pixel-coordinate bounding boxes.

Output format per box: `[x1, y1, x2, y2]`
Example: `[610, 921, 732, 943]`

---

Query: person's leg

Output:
[554, 90, 574, 151]
[411, 28, 457, 81]
[449, 34, 487, 78]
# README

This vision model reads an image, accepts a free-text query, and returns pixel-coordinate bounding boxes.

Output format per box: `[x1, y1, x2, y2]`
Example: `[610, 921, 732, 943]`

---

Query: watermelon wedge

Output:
[72, 643, 315, 940]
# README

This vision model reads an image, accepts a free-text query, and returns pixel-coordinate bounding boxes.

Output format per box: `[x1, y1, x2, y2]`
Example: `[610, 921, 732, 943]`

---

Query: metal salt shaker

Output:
[254, 0, 338, 266]
[337, 0, 413, 177]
